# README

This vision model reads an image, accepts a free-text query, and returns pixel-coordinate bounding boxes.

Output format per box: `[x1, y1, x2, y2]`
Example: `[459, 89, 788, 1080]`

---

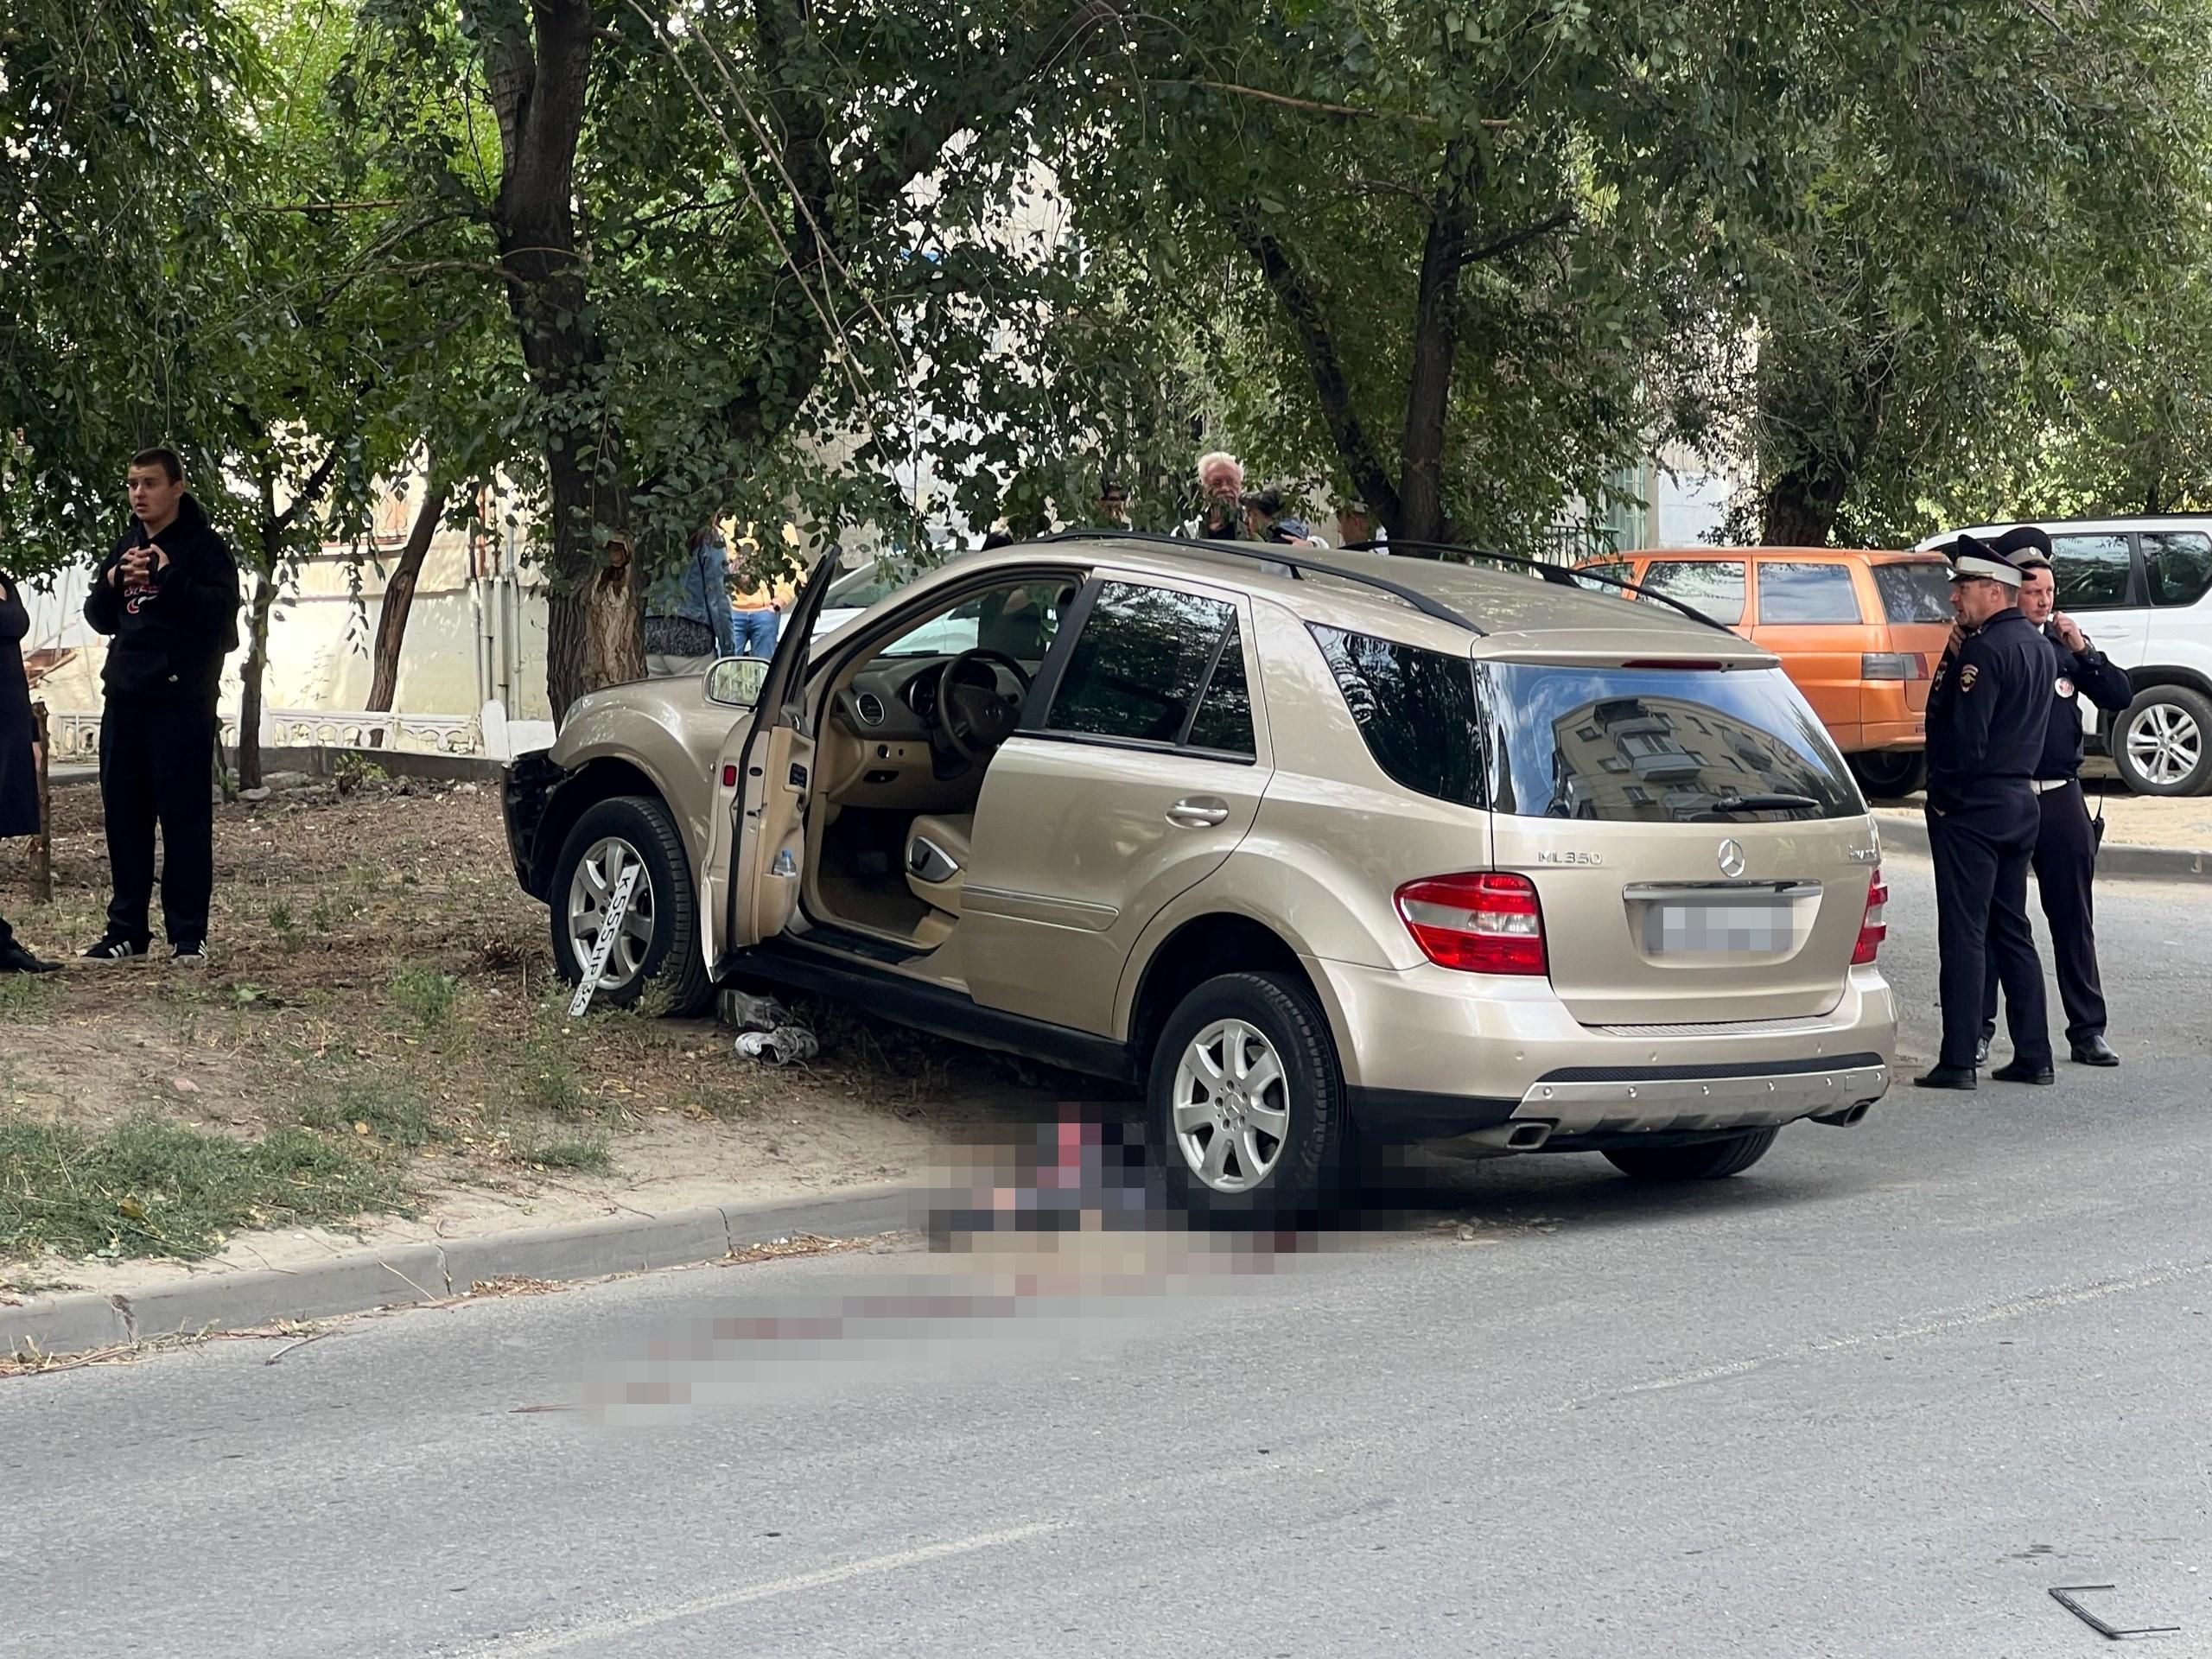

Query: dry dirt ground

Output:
[0, 772, 1103, 1295]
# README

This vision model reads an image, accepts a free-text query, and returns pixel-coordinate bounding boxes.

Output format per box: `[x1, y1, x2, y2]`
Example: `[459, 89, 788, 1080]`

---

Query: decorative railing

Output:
[262, 709, 483, 756]
[45, 709, 480, 759]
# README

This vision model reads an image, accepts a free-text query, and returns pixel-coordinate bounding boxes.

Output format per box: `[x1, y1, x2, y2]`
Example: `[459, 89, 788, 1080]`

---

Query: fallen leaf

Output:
[353, 1122, 370, 1135]
[172, 1077, 200, 1093]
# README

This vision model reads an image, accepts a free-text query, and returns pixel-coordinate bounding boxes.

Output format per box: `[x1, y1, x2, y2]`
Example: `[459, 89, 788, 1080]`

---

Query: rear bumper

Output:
[1313, 956, 1897, 1144]
[1350, 1055, 1888, 1146]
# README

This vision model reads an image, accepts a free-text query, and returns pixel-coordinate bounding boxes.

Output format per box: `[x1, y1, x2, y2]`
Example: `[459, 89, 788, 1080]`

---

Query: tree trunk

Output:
[367, 474, 451, 712]
[237, 542, 277, 793]
[1398, 151, 1476, 547]
[1759, 463, 1848, 547]
[475, 0, 641, 721]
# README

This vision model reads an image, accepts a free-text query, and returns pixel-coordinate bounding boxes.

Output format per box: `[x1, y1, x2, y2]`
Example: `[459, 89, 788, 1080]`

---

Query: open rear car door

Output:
[699, 553, 838, 967]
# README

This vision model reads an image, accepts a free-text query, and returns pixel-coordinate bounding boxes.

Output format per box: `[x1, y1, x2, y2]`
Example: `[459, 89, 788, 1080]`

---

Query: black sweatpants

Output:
[1981, 779, 2106, 1046]
[1927, 787, 2050, 1071]
[99, 698, 218, 946]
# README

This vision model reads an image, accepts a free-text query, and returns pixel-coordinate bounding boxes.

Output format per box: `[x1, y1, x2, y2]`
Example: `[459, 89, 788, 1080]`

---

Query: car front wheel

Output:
[548, 795, 714, 1015]
[2115, 685, 2212, 796]
[1602, 1127, 1778, 1182]
[1148, 972, 1351, 1223]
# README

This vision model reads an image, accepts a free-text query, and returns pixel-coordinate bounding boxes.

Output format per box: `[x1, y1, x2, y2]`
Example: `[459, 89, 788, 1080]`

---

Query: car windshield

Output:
[1870, 559, 1954, 624]
[825, 563, 907, 611]
[877, 581, 1071, 659]
[1481, 662, 1861, 822]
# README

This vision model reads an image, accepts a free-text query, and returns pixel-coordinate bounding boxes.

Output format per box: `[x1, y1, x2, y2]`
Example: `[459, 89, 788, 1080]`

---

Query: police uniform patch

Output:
[2056, 675, 2075, 699]
[1959, 664, 1979, 691]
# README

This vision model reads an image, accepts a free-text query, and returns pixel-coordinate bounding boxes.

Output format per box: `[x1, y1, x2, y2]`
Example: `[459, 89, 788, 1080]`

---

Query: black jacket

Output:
[2032, 624, 2134, 780]
[1924, 607, 2051, 812]
[0, 572, 36, 839]
[83, 494, 240, 705]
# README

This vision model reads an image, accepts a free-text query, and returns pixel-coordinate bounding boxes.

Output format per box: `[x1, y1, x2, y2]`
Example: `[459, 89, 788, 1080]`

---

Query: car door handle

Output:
[1166, 797, 1230, 828]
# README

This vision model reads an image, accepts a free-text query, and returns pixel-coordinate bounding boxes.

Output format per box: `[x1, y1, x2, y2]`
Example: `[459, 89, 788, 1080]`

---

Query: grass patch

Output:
[388, 964, 460, 1030]
[0, 975, 60, 1020]
[509, 1128, 612, 1174]
[0, 1114, 409, 1262]
[298, 1076, 440, 1149]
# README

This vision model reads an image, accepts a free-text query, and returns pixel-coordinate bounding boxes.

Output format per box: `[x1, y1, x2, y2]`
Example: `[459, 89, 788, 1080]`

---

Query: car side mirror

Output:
[706, 657, 769, 708]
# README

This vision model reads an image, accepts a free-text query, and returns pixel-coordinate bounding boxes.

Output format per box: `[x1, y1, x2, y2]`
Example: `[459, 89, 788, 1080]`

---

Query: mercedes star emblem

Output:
[1717, 837, 1746, 878]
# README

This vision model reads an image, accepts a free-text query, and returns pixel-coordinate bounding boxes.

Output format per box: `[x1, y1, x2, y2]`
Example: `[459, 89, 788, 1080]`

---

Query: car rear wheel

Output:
[1602, 1128, 1778, 1182]
[1148, 972, 1351, 1223]
[549, 796, 715, 1016]
[1847, 749, 1926, 802]
[2115, 686, 2212, 796]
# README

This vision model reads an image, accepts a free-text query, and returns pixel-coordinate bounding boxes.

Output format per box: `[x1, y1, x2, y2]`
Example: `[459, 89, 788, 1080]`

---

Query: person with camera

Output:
[80, 447, 240, 963]
[0, 564, 61, 973]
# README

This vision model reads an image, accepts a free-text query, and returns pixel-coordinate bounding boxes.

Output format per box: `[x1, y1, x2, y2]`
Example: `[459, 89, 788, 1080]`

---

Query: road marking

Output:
[461, 1521, 1065, 1656]
[1585, 1257, 2212, 1406]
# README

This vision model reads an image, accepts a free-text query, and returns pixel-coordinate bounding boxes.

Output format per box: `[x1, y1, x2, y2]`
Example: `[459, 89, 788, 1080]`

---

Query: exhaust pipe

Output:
[1461, 1120, 1556, 1153]
[1810, 1100, 1876, 1128]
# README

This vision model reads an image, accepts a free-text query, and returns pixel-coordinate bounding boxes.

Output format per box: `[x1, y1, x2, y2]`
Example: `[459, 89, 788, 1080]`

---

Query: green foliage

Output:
[0, 1114, 408, 1262]
[297, 1076, 439, 1148]
[1719, 0, 2212, 544]
[508, 1128, 612, 1174]
[387, 964, 458, 1028]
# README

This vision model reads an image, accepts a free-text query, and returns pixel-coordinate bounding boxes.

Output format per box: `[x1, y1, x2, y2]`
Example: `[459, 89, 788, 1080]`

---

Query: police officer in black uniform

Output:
[1914, 535, 2054, 1090]
[1974, 527, 2133, 1069]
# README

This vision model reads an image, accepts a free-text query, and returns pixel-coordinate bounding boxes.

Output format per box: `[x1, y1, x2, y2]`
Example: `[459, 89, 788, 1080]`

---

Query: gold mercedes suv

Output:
[504, 533, 1896, 1219]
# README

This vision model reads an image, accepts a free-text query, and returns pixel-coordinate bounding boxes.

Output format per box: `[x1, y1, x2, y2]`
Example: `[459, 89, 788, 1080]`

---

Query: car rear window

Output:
[1639, 560, 1745, 626]
[1481, 663, 1860, 823]
[1309, 626, 1484, 806]
[2143, 531, 2212, 607]
[1757, 561, 1863, 624]
[1871, 559, 1953, 624]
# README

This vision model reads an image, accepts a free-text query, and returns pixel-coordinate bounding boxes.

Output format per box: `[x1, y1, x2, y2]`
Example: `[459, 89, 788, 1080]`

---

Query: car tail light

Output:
[1852, 868, 1888, 964]
[1395, 873, 1548, 976]
[1861, 652, 1929, 681]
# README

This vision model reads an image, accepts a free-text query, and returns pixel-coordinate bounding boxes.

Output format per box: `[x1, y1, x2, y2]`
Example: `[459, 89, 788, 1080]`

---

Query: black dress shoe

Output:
[1974, 1036, 1991, 1066]
[1990, 1060, 2056, 1085]
[0, 940, 61, 975]
[2070, 1035, 2120, 1067]
[1913, 1064, 1978, 1090]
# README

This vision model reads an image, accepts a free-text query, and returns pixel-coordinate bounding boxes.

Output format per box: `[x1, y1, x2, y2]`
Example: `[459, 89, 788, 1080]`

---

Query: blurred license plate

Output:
[1645, 902, 1794, 954]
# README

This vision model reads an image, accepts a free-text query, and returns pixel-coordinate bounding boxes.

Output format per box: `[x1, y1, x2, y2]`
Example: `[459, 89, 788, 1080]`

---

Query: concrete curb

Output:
[2, 1183, 923, 1360]
[1874, 812, 2212, 883]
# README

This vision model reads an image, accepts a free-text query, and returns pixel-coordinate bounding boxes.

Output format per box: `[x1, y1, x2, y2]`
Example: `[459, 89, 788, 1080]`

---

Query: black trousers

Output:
[1981, 779, 2106, 1046]
[1927, 787, 2050, 1070]
[98, 699, 218, 946]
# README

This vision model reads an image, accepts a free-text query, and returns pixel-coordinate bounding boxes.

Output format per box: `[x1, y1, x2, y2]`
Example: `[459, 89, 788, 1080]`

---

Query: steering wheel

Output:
[936, 648, 1033, 762]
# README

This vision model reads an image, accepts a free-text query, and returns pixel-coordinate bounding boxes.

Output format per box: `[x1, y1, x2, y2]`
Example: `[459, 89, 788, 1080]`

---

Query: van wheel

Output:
[1148, 972, 1351, 1223]
[1847, 750, 1925, 802]
[1603, 1128, 1778, 1182]
[548, 796, 714, 1016]
[2115, 686, 2212, 796]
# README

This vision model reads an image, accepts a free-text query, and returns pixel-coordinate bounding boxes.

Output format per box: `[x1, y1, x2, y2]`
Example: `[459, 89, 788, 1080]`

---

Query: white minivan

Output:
[1919, 517, 2212, 796]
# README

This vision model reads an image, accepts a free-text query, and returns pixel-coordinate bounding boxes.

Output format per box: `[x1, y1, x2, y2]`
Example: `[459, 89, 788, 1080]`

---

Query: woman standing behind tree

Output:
[0, 569, 60, 973]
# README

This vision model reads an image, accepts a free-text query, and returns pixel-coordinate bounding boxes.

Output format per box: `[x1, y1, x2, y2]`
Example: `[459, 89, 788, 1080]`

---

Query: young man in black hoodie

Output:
[81, 448, 240, 962]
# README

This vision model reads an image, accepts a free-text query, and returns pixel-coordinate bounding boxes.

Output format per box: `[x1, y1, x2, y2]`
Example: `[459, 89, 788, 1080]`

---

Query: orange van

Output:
[1578, 547, 1955, 797]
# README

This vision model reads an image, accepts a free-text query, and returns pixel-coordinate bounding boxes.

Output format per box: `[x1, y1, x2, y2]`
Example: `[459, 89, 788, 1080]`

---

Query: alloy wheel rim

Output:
[565, 836, 657, 990]
[2126, 704, 2202, 787]
[1171, 1019, 1291, 1192]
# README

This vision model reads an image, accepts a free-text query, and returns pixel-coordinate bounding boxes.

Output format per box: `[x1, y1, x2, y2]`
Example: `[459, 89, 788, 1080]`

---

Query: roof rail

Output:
[1358, 538, 1734, 638]
[1032, 527, 1484, 633]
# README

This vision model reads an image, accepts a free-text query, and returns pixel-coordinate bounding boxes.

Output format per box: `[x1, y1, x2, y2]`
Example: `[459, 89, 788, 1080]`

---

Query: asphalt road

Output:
[6, 854, 2210, 1658]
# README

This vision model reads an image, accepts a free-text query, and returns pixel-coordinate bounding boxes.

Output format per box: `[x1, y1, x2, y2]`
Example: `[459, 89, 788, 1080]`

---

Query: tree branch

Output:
[1466, 207, 1575, 264]
[1221, 206, 1403, 530]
